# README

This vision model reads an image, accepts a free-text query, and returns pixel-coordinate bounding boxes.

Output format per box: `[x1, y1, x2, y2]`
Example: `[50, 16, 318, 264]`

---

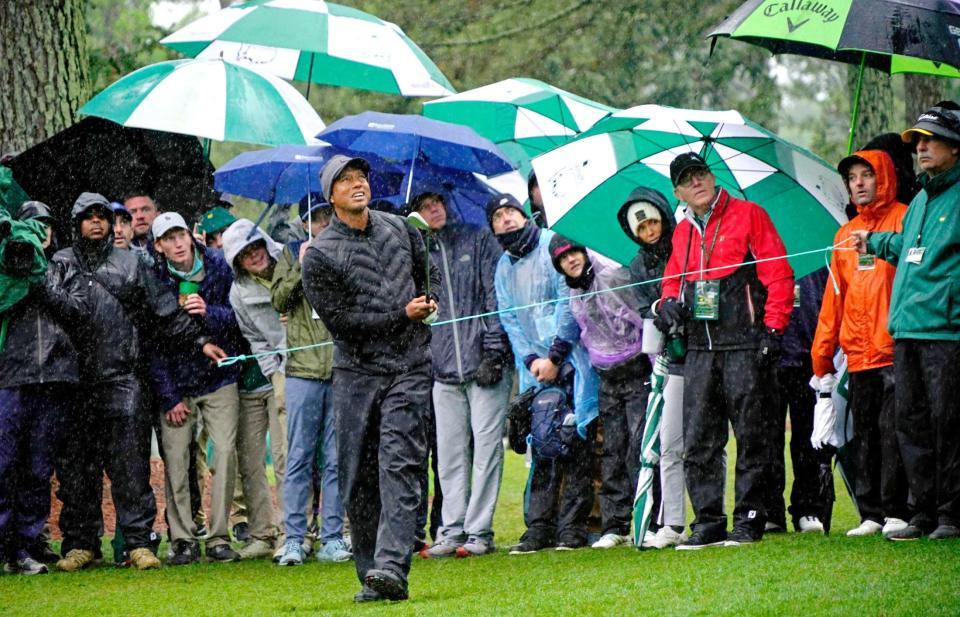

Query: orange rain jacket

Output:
[811, 149, 908, 377]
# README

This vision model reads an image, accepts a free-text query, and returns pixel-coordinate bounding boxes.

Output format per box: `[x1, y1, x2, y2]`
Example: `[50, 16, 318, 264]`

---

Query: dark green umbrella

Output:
[708, 0, 960, 153]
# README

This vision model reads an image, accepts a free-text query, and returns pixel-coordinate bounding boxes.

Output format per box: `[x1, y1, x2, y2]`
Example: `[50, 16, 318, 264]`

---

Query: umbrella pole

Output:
[404, 136, 420, 206]
[305, 54, 315, 103]
[846, 52, 867, 155]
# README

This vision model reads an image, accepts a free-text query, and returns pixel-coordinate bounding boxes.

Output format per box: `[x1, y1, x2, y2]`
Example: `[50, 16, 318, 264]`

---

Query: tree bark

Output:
[0, 0, 90, 155]
[847, 65, 894, 152]
[904, 74, 946, 127]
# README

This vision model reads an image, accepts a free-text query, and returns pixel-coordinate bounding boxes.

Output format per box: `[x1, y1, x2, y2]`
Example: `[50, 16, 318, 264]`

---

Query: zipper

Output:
[745, 283, 755, 324]
[36, 311, 45, 383]
[437, 239, 464, 381]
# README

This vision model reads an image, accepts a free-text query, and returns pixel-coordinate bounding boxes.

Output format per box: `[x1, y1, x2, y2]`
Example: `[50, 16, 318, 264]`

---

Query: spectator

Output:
[486, 194, 599, 555]
[123, 194, 159, 266]
[658, 153, 794, 549]
[548, 235, 651, 549]
[302, 155, 439, 602]
[768, 267, 830, 534]
[410, 192, 511, 559]
[149, 211, 244, 564]
[50, 194, 224, 572]
[528, 171, 547, 228]
[617, 187, 688, 549]
[0, 208, 81, 574]
[222, 219, 292, 560]
[813, 150, 910, 538]
[197, 206, 237, 250]
[14, 202, 55, 256]
[854, 102, 960, 540]
[111, 202, 134, 250]
[271, 196, 350, 566]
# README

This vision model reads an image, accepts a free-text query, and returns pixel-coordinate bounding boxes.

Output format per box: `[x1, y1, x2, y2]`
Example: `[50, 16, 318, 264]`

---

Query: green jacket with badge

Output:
[869, 162, 960, 340]
[270, 245, 333, 380]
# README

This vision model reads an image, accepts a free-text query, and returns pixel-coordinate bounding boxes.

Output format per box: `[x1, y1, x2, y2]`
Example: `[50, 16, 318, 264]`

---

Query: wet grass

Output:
[3, 439, 960, 616]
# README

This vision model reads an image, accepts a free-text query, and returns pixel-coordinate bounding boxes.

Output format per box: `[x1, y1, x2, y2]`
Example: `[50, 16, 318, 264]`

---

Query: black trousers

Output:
[683, 349, 773, 537]
[415, 395, 442, 544]
[767, 364, 823, 527]
[847, 366, 908, 524]
[522, 426, 596, 545]
[333, 366, 429, 584]
[55, 375, 157, 554]
[894, 340, 960, 529]
[597, 356, 651, 535]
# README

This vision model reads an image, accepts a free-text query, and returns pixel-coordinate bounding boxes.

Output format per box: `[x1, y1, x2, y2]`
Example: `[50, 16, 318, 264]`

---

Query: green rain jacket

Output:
[869, 162, 960, 341]
[270, 246, 333, 380]
[0, 211, 47, 350]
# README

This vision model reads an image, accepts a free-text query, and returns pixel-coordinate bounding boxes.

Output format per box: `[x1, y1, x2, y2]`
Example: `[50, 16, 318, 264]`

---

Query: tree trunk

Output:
[847, 65, 894, 152]
[904, 74, 945, 127]
[0, 0, 89, 155]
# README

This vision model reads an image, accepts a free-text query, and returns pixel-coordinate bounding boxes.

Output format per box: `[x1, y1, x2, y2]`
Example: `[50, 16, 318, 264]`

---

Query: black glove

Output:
[654, 298, 688, 334]
[474, 350, 505, 387]
[757, 328, 783, 369]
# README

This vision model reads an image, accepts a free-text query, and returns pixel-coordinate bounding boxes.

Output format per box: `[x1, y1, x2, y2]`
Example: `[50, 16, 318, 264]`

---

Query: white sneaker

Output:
[846, 520, 883, 537]
[798, 516, 824, 534]
[882, 517, 909, 536]
[643, 526, 688, 549]
[591, 533, 632, 549]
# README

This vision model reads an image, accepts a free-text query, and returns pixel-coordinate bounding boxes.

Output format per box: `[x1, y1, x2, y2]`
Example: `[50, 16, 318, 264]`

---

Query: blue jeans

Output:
[283, 377, 343, 543]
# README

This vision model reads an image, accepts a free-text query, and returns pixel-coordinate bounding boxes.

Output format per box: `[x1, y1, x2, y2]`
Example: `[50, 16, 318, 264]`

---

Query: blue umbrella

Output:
[214, 144, 402, 205]
[317, 112, 516, 203]
[387, 162, 501, 227]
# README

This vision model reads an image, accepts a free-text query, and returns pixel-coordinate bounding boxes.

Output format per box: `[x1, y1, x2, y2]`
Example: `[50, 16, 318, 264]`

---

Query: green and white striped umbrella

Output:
[78, 58, 325, 147]
[423, 77, 616, 176]
[531, 105, 848, 279]
[633, 354, 668, 548]
[161, 0, 455, 98]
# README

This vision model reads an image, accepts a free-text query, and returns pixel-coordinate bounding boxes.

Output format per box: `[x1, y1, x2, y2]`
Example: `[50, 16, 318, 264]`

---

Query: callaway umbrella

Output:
[633, 354, 669, 547]
[708, 0, 960, 152]
[422, 77, 617, 177]
[530, 104, 848, 279]
[161, 0, 455, 98]
[6, 117, 217, 238]
[317, 112, 516, 205]
[79, 58, 325, 147]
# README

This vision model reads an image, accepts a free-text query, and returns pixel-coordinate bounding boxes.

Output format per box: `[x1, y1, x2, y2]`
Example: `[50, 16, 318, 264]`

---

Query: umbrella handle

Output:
[846, 52, 866, 155]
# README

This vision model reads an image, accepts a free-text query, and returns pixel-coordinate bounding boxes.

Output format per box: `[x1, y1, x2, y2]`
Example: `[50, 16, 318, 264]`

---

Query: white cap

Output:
[627, 201, 662, 229]
[152, 211, 189, 239]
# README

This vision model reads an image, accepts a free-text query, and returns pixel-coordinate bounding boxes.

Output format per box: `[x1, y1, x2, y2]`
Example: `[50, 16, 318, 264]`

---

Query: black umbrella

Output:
[708, 0, 960, 152]
[5, 117, 216, 242]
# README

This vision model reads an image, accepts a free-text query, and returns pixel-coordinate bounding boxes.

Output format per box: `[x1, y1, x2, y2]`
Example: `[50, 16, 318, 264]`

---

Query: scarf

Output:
[496, 223, 540, 258]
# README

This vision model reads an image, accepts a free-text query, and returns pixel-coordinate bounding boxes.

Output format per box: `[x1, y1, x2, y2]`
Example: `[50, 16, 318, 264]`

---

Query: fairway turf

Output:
[2, 440, 959, 616]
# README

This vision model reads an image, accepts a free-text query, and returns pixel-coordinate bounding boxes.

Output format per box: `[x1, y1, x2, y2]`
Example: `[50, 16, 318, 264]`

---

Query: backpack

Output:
[529, 363, 578, 459]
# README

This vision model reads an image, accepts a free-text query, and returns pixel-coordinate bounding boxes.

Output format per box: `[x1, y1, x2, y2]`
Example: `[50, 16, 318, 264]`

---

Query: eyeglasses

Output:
[677, 168, 712, 188]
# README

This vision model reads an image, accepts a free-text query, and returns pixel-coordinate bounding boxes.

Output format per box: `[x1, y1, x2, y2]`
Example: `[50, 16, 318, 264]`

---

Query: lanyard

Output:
[699, 213, 723, 280]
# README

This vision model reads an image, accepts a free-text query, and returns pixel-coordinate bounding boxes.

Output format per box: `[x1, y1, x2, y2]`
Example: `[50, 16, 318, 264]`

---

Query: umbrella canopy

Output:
[708, 0, 960, 152]
[79, 58, 325, 147]
[381, 162, 501, 227]
[422, 77, 617, 176]
[161, 0, 455, 98]
[318, 112, 516, 203]
[633, 354, 669, 547]
[6, 117, 216, 238]
[0, 166, 29, 214]
[531, 105, 848, 279]
[214, 144, 401, 205]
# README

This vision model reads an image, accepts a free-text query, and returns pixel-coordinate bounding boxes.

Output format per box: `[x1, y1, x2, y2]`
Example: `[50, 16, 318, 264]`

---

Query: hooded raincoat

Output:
[617, 187, 676, 318]
[495, 227, 598, 435]
[567, 251, 645, 370]
[812, 150, 907, 376]
[222, 219, 286, 379]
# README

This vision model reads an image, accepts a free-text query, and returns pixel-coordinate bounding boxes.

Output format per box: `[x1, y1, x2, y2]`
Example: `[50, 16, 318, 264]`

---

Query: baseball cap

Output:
[152, 211, 190, 239]
[298, 192, 331, 221]
[901, 103, 960, 144]
[197, 206, 237, 234]
[669, 152, 710, 187]
[836, 153, 875, 179]
[319, 155, 370, 202]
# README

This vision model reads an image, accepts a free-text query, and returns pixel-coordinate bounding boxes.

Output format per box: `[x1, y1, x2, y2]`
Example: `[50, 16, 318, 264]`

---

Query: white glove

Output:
[810, 373, 837, 450]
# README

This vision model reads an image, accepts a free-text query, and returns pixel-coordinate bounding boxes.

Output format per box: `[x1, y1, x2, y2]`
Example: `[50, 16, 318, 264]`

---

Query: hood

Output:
[616, 186, 674, 248]
[16, 200, 52, 223]
[70, 192, 114, 242]
[844, 150, 899, 218]
[221, 218, 284, 275]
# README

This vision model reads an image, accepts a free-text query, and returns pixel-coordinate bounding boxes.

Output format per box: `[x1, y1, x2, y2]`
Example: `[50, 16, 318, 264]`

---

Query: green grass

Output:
[3, 440, 960, 616]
